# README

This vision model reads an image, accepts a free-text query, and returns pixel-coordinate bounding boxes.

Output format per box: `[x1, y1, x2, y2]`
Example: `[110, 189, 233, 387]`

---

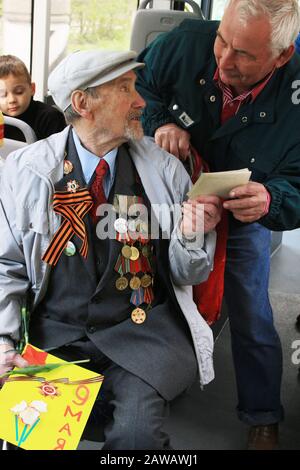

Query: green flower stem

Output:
[0, 359, 90, 379]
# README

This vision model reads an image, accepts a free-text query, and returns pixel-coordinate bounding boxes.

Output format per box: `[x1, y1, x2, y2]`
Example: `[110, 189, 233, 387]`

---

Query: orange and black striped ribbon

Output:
[42, 189, 93, 266]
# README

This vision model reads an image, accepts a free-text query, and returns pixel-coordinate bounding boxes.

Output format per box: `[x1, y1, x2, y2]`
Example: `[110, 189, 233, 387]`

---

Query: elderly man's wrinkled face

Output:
[214, 3, 282, 94]
[91, 71, 146, 143]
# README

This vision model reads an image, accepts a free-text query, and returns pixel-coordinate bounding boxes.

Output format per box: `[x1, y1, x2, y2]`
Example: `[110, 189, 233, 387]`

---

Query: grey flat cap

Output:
[48, 49, 145, 111]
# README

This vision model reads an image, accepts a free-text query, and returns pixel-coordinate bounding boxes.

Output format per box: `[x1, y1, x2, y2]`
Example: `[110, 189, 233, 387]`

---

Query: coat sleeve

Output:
[167, 160, 216, 286]
[262, 143, 300, 231]
[0, 162, 30, 341]
[136, 31, 184, 136]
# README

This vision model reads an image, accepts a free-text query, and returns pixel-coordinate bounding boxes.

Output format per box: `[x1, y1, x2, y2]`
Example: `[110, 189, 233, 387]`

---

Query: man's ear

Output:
[275, 44, 295, 69]
[31, 82, 36, 96]
[70, 90, 92, 119]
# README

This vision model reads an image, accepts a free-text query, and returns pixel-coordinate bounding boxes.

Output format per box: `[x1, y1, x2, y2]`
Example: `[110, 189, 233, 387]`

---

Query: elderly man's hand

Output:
[0, 343, 28, 386]
[223, 182, 270, 223]
[180, 195, 222, 239]
[154, 123, 191, 160]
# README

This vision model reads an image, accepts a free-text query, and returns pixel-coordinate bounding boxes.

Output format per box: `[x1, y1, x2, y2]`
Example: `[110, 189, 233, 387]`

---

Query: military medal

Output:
[114, 217, 128, 234]
[142, 245, 151, 258]
[67, 180, 80, 193]
[131, 307, 146, 324]
[64, 160, 73, 175]
[130, 246, 140, 261]
[113, 193, 155, 325]
[130, 276, 141, 290]
[121, 245, 132, 259]
[115, 276, 129, 291]
[141, 273, 152, 288]
[130, 286, 144, 306]
[64, 241, 76, 257]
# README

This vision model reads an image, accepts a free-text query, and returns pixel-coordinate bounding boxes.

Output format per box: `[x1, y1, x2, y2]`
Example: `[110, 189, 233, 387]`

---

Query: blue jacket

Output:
[295, 33, 300, 54]
[136, 19, 300, 231]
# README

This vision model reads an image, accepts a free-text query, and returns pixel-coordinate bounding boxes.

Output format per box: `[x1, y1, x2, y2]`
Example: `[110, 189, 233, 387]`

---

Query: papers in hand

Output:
[187, 168, 251, 200]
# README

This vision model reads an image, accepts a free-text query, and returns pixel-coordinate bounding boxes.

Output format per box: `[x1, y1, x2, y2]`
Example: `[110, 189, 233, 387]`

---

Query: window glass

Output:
[49, 0, 138, 73]
[211, 0, 227, 20]
[0, 0, 32, 70]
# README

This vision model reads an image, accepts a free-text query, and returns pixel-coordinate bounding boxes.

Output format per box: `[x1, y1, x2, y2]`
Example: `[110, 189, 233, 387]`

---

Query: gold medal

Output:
[130, 246, 140, 261]
[121, 245, 132, 259]
[131, 307, 146, 324]
[64, 160, 73, 175]
[140, 273, 152, 288]
[130, 276, 141, 290]
[115, 276, 128, 291]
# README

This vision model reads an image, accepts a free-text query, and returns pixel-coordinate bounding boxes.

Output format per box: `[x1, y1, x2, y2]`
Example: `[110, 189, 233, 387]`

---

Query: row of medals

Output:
[61, 165, 154, 326]
[114, 215, 154, 325]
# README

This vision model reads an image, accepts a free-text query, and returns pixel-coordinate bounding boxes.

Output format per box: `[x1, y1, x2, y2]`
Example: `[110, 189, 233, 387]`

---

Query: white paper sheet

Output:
[188, 168, 252, 199]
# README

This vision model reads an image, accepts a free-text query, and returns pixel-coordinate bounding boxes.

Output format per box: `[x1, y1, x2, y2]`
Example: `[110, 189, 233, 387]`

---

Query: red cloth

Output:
[89, 158, 109, 223]
[190, 148, 228, 325]
[22, 344, 48, 365]
[192, 212, 228, 325]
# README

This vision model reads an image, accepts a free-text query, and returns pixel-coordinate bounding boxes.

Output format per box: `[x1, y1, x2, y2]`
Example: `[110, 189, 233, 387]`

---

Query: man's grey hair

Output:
[226, 0, 300, 55]
[64, 86, 100, 124]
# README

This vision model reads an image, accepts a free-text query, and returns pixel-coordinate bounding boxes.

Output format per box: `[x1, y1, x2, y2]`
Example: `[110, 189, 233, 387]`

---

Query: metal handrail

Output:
[4, 116, 37, 144]
[139, 0, 203, 16]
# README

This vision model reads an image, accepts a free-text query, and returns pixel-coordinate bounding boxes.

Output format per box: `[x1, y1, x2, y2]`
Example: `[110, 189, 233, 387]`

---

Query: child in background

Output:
[0, 55, 66, 141]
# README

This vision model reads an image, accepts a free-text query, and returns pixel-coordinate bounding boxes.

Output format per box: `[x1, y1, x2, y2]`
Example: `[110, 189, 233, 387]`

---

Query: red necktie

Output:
[90, 158, 109, 223]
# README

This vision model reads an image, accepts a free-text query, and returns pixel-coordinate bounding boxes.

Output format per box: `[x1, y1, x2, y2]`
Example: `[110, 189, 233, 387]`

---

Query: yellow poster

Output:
[0, 344, 103, 450]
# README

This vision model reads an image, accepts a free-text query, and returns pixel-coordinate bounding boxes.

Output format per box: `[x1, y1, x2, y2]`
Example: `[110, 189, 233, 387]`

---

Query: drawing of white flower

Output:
[10, 399, 48, 445]
[19, 406, 40, 426]
[10, 401, 27, 413]
[29, 401, 48, 413]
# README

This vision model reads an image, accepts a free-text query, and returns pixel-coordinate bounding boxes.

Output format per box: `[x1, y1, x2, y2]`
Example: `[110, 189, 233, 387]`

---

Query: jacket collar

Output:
[24, 126, 70, 183]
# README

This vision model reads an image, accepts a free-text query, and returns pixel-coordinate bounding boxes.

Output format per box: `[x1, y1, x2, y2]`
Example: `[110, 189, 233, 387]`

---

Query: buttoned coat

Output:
[0, 127, 216, 387]
[136, 19, 300, 231]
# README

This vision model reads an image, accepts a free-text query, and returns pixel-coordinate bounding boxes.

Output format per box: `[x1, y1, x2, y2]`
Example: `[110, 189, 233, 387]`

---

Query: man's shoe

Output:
[247, 424, 279, 450]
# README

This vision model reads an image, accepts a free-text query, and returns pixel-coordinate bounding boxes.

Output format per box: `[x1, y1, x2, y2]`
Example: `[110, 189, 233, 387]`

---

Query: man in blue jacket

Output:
[136, 0, 300, 449]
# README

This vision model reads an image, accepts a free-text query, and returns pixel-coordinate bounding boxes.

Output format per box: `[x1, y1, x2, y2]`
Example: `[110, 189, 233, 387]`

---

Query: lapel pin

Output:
[64, 160, 74, 175]
[64, 241, 76, 257]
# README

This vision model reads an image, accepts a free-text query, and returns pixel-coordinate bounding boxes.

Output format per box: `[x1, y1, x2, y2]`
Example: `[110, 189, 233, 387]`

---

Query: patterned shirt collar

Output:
[213, 67, 275, 110]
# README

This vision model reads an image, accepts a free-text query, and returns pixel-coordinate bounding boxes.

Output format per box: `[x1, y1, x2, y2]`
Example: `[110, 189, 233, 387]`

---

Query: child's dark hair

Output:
[0, 55, 31, 84]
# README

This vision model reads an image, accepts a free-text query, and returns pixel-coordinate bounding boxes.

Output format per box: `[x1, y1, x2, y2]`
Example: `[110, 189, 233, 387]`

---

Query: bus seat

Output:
[3, 116, 37, 145]
[130, 0, 204, 54]
[0, 117, 37, 176]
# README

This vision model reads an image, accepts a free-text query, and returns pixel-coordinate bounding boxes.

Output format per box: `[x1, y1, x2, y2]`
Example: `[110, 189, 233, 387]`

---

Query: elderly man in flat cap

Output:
[0, 50, 221, 449]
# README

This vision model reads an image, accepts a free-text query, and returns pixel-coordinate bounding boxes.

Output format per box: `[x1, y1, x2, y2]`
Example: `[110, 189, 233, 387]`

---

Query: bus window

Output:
[0, 0, 32, 68]
[48, 0, 138, 74]
[211, 0, 227, 20]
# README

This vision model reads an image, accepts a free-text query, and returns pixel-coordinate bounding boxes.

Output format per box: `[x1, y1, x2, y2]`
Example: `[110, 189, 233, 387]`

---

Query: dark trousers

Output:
[225, 222, 283, 425]
[52, 338, 171, 450]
